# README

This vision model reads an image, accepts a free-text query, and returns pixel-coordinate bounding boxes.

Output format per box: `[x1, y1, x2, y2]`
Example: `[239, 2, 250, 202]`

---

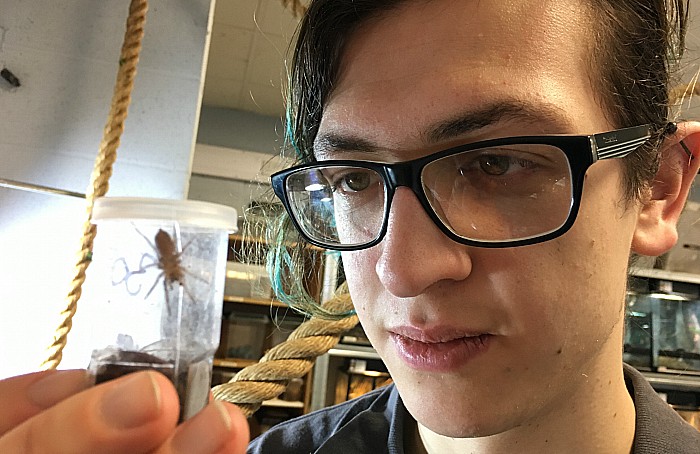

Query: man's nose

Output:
[375, 187, 473, 298]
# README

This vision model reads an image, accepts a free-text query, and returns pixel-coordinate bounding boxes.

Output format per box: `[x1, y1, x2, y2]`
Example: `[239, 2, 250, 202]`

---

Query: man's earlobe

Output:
[631, 121, 700, 256]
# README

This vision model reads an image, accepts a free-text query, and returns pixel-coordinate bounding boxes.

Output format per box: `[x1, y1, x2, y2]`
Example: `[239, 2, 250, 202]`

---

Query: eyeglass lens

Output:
[285, 144, 574, 248]
[286, 165, 387, 247]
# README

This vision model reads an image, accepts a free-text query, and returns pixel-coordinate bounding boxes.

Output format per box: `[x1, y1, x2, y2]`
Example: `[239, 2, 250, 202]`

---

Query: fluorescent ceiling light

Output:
[305, 183, 325, 191]
[647, 292, 689, 301]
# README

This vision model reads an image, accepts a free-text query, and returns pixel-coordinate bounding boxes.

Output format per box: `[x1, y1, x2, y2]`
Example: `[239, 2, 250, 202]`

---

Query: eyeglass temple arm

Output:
[594, 125, 654, 160]
[664, 122, 694, 160]
[595, 123, 693, 161]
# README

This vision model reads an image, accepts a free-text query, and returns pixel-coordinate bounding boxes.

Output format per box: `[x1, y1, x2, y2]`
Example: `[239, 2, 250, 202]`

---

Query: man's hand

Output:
[0, 369, 249, 453]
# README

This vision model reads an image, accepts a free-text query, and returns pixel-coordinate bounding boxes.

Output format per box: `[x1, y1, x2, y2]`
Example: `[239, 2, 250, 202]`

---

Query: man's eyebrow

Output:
[314, 134, 379, 157]
[314, 100, 573, 157]
[426, 101, 572, 143]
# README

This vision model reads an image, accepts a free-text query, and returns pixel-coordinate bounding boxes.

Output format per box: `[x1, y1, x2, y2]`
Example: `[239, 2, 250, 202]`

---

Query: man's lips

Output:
[389, 325, 490, 343]
[388, 326, 492, 371]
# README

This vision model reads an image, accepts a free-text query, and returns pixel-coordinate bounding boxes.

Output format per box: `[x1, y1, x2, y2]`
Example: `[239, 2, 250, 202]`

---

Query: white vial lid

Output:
[92, 197, 238, 232]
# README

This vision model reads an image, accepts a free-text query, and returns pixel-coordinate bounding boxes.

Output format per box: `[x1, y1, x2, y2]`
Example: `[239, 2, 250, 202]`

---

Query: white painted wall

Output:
[0, 0, 215, 378]
[192, 143, 290, 183]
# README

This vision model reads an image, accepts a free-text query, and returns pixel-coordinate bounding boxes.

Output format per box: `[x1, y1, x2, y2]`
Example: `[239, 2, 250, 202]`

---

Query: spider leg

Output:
[172, 236, 211, 288]
[185, 269, 210, 286]
[180, 235, 194, 253]
[144, 271, 164, 299]
[138, 253, 158, 273]
[134, 224, 158, 252]
[182, 283, 199, 305]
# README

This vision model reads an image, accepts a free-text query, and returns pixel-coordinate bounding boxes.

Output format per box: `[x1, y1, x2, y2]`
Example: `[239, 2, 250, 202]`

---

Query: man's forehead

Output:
[319, 0, 603, 150]
[314, 100, 576, 158]
[335, 0, 592, 78]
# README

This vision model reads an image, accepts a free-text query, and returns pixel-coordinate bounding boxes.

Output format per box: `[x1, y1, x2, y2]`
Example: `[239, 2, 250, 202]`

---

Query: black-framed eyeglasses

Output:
[271, 124, 653, 251]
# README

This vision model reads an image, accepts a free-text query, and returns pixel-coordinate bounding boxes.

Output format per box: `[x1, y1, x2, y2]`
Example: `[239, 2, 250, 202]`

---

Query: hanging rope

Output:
[213, 282, 359, 417]
[41, 0, 148, 370]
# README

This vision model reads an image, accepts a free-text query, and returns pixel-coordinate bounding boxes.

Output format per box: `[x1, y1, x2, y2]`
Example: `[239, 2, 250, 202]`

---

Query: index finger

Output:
[0, 370, 92, 437]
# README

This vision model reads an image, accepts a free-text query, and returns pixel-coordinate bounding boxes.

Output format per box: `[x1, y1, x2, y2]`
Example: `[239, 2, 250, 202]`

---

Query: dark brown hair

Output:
[588, 0, 689, 201]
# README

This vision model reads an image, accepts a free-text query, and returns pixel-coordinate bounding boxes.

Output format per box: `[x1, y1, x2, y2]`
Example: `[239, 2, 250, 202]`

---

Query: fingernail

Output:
[101, 372, 162, 429]
[28, 370, 92, 409]
[172, 401, 232, 453]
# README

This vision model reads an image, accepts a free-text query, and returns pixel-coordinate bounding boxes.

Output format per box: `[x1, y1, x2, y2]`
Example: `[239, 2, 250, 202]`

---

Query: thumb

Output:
[0, 371, 179, 454]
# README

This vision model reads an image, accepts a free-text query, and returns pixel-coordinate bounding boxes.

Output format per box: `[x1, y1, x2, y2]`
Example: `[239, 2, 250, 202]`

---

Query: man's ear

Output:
[632, 121, 700, 256]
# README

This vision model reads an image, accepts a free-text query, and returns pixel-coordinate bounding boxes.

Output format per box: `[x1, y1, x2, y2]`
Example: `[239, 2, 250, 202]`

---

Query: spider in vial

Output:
[112, 227, 199, 308]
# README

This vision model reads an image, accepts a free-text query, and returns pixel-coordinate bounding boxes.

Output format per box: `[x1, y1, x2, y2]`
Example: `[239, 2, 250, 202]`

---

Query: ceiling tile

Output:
[214, 0, 263, 30]
[257, 0, 301, 38]
[206, 54, 248, 84]
[203, 76, 244, 108]
[206, 25, 253, 79]
[245, 32, 290, 85]
[203, 0, 298, 115]
[210, 24, 254, 61]
[239, 82, 286, 117]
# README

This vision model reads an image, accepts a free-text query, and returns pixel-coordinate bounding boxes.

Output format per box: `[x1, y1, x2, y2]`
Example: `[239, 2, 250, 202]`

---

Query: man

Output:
[255, 0, 700, 452]
[1, 0, 699, 453]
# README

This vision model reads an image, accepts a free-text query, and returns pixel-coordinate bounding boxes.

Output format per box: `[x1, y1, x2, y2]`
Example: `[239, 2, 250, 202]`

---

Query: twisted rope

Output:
[41, 0, 148, 370]
[212, 283, 359, 417]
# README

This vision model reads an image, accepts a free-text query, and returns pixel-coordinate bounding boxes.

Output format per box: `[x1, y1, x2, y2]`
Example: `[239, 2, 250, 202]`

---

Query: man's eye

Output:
[471, 154, 537, 176]
[338, 172, 372, 192]
[477, 155, 512, 176]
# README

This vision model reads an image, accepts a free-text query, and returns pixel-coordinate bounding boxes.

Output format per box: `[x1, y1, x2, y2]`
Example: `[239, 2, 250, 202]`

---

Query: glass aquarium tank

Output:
[624, 290, 700, 373]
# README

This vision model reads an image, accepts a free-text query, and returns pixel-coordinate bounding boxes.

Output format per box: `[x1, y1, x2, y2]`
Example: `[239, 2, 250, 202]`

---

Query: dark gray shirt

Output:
[248, 364, 700, 453]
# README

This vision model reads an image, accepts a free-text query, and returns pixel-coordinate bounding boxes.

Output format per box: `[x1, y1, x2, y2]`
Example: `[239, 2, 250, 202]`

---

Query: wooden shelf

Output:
[630, 267, 700, 285]
[229, 233, 324, 251]
[213, 358, 258, 369]
[223, 295, 287, 308]
[347, 370, 391, 378]
[261, 398, 305, 409]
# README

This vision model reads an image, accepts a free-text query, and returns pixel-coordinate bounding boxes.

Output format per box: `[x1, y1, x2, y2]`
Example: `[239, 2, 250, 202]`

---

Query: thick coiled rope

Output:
[212, 282, 359, 417]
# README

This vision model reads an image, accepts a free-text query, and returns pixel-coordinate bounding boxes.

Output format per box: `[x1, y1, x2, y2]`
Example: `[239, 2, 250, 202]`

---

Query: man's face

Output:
[316, 0, 641, 437]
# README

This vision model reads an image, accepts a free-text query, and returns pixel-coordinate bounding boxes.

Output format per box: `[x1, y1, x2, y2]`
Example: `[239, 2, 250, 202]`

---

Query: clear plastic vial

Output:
[86, 197, 237, 421]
